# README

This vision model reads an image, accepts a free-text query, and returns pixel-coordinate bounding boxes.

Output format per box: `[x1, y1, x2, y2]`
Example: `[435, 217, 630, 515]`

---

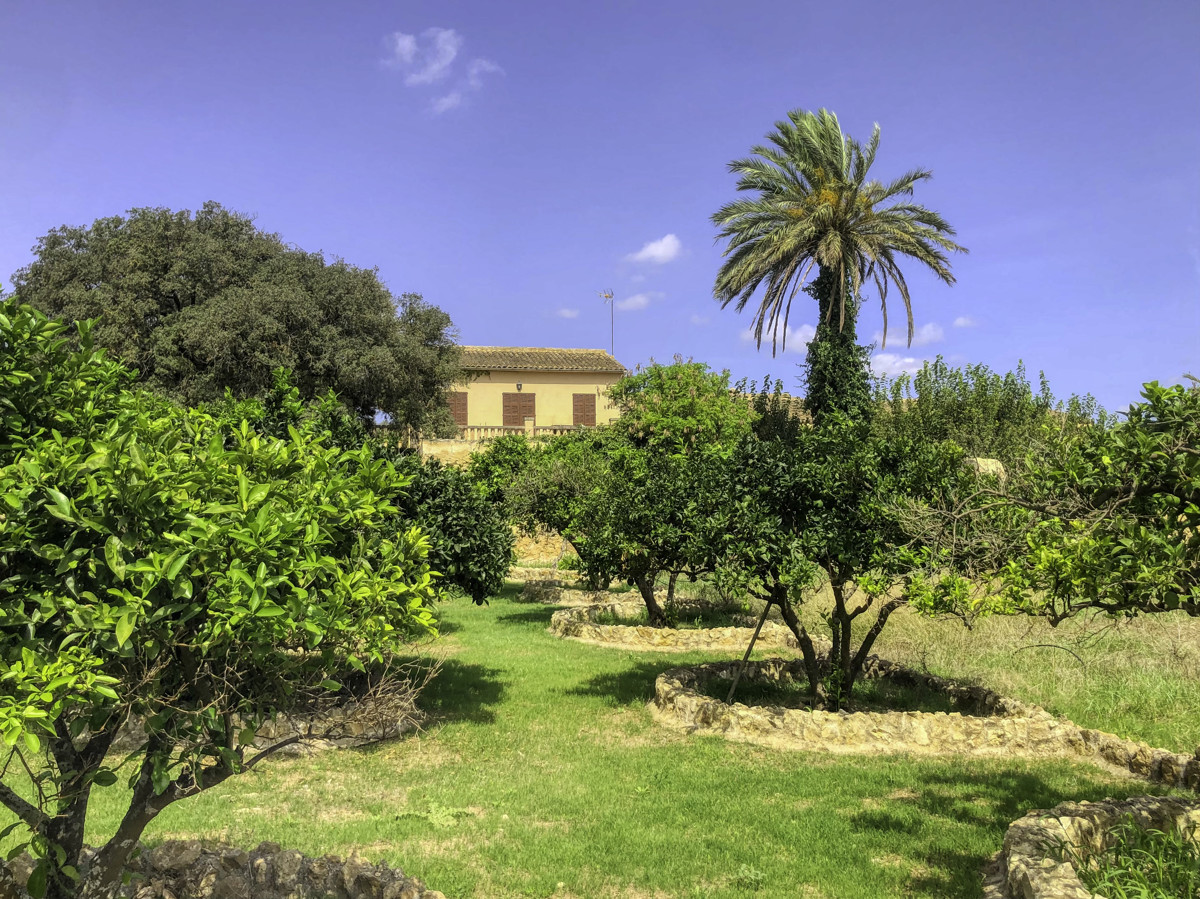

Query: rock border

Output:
[983, 795, 1200, 898]
[509, 566, 580, 585]
[651, 656, 1200, 788]
[2, 840, 445, 899]
[549, 601, 800, 653]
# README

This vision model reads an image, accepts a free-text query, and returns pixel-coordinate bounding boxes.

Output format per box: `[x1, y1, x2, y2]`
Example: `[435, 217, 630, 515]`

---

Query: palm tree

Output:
[712, 108, 965, 417]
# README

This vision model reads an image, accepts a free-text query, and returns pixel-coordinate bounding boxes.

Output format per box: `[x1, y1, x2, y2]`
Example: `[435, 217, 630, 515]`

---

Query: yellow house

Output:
[450, 346, 626, 439]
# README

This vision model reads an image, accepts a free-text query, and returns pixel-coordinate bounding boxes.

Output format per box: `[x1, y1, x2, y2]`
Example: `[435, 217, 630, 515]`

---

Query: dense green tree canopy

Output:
[915, 381, 1199, 623]
[716, 411, 967, 708]
[0, 301, 438, 898]
[11, 202, 461, 436]
[871, 357, 1108, 466]
[211, 370, 514, 605]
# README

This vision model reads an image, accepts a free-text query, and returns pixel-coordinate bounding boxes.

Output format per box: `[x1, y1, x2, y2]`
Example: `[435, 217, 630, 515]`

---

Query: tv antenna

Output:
[599, 289, 614, 356]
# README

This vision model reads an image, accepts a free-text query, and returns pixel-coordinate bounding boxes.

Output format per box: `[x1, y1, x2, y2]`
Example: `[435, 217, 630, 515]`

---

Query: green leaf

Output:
[26, 862, 47, 899]
[105, 536, 126, 581]
[92, 770, 118, 787]
[115, 612, 135, 648]
[22, 731, 40, 753]
[45, 488, 73, 522]
[165, 552, 191, 581]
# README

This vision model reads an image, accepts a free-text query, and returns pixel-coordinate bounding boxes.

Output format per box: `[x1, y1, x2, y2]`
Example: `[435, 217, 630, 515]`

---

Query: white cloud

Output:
[616, 292, 654, 311]
[625, 234, 682, 265]
[912, 322, 944, 346]
[871, 353, 927, 377]
[384, 28, 462, 84]
[740, 323, 816, 354]
[556, 308, 580, 319]
[873, 322, 944, 348]
[382, 28, 502, 113]
[431, 91, 463, 113]
[466, 58, 504, 89]
[953, 316, 977, 328]
[690, 314, 709, 325]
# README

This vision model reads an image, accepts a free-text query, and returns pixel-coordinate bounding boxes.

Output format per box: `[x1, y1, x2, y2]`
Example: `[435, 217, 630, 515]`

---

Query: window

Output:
[448, 392, 468, 428]
[502, 393, 535, 427]
[572, 393, 596, 427]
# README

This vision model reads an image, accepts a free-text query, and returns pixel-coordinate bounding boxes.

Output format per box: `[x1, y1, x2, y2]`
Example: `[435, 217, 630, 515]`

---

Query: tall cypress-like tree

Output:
[711, 108, 965, 419]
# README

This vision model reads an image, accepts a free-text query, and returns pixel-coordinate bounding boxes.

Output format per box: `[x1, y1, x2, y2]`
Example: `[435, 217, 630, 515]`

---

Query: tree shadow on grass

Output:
[849, 762, 1175, 897]
[429, 617, 464, 636]
[495, 606, 560, 627]
[417, 659, 507, 725]
[567, 660, 684, 705]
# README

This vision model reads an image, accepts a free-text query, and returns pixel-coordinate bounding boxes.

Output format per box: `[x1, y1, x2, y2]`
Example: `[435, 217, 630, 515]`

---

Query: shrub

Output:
[0, 300, 438, 898]
[465, 434, 534, 508]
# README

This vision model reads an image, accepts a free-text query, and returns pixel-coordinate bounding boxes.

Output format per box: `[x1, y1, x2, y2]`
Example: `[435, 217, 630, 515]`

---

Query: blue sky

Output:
[2, 0, 1197, 411]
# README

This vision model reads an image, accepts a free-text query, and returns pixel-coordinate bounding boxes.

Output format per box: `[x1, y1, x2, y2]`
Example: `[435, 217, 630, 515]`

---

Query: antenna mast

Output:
[599, 289, 614, 356]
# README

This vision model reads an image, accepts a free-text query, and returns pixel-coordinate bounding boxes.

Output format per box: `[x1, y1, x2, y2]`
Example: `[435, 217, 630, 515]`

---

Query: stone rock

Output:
[2, 841, 442, 899]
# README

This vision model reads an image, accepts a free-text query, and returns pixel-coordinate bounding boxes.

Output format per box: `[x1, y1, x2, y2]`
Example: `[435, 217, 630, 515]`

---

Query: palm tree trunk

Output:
[803, 267, 871, 423]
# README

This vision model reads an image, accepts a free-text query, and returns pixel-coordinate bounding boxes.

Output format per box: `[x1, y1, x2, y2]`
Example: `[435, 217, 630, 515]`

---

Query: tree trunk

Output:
[803, 267, 871, 424]
[829, 577, 855, 710]
[774, 589, 828, 705]
[633, 574, 668, 627]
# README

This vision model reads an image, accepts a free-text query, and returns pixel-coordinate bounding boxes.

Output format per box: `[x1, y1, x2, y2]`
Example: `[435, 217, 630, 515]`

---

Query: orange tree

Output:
[0, 301, 438, 898]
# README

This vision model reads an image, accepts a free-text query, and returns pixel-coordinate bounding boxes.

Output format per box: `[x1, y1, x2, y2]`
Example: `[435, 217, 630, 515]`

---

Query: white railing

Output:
[458, 424, 584, 441]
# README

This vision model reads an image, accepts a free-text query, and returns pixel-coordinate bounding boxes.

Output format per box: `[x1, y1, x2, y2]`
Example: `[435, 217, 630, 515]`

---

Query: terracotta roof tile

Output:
[460, 346, 627, 374]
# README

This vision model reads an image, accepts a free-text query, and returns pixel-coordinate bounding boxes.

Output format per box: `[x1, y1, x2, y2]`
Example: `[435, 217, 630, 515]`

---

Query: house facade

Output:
[450, 346, 626, 439]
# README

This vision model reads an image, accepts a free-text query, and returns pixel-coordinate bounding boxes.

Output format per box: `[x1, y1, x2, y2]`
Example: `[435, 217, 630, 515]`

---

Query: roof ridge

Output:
[460, 345, 612, 353]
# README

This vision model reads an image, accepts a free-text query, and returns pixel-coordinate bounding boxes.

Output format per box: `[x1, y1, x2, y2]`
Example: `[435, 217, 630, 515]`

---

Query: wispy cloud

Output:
[616, 292, 658, 311]
[690, 314, 709, 325]
[431, 92, 463, 114]
[741, 323, 815, 354]
[382, 27, 502, 113]
[874, 322, 944, 348]
[626, 234, 682, 265]
[556, 308, 580, 319]
[466, 58, 503, 88]
[384, 28, 461, 84]
[953, 316, 977, 328]
[871, 353, 927, 377]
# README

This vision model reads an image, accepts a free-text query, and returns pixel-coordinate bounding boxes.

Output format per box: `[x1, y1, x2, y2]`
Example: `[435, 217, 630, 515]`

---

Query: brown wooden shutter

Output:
[503, 393, 535, 427]
[448, 392, 468, 428]
[572, 393, 596, 427]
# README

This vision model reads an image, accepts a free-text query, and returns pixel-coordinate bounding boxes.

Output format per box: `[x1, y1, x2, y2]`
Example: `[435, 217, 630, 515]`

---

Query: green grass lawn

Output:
[46, 582, 1196, 899]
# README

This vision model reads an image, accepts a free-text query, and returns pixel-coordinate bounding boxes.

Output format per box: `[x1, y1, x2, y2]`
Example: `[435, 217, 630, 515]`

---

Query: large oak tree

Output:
[11, 202, 461, 436]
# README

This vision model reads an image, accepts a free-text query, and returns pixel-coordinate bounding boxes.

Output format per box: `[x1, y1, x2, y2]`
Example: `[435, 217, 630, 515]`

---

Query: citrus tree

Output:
[716, 413, 966, 708]
[915, 380, 1199, 623]
[0, 301, 438, 898]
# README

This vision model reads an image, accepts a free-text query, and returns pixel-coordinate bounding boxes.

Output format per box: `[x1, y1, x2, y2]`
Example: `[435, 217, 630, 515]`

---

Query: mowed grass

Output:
[38, 582, 1196, 899]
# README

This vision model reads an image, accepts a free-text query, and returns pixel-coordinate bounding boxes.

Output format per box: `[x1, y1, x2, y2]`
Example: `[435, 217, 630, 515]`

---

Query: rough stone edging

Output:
[509, 566, 580, 585]
[548, 601, 800, 653]
[650, 657, 1200, 790]
[1, 840, 444, 899]
[983, 795, 1200, 898]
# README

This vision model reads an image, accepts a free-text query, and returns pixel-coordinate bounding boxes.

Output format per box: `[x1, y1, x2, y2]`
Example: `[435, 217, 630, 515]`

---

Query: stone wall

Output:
[651, 657, 1200, 788]
[984, 796, 1200, 898]
[510, 566, 580, 585]
[512, 529, 571, 565]
[2, 841, 444, 899]
[549, 601, 801, 653]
